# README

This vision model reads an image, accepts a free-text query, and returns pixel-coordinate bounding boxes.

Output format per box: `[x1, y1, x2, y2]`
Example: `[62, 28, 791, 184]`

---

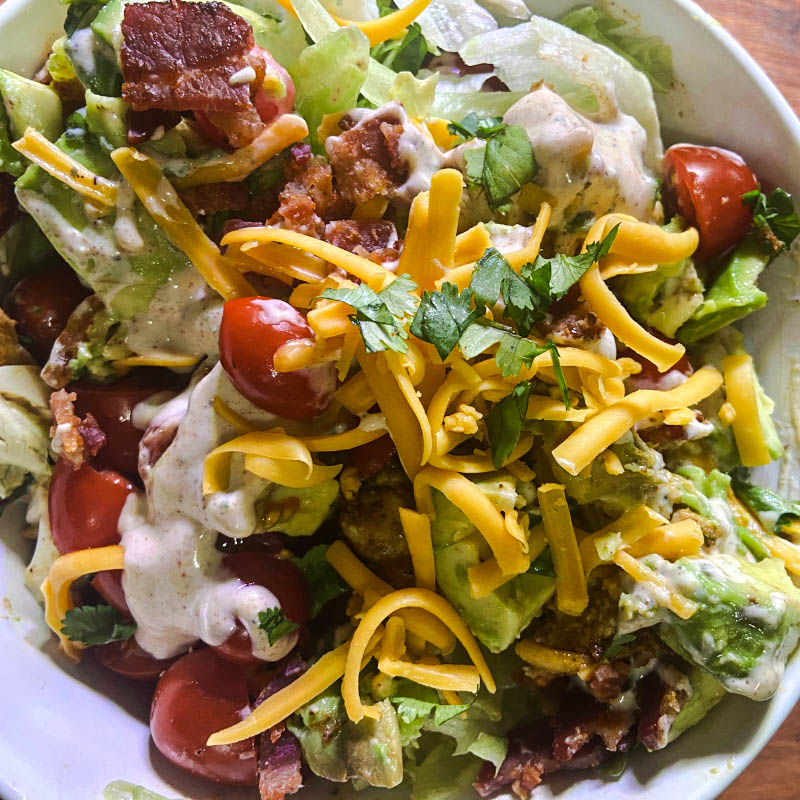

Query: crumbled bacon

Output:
[635, 665, 692, 751]
[202, 105, 266, 148]
[179, 183, 250, 217]
[325, 220, 401, 265]
[120, 0, 256, 113]
[49, 389, 106, 468]
[326, 114, 408, 206]
[584, 662, 630, 702]
[256, 655, 306, 800]
[42, 295, 105, 389]
[270, 144, 351, 237]
[126, 108, 182, 145]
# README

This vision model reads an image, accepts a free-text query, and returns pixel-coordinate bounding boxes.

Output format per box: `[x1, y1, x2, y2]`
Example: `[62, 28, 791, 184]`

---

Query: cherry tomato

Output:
[253, 47, 295, 125]
[71, 372, 175, 479]
[6, 263, 90, 362]
[91, 570, 131, 617]
[150, 648, 258, 785]
[219, 297, 335, 419]
[48, 457, 137, 554]
[212, 553, 310, 665]
[350, 434, 397, 479]
[623, 344, 693, 391]
[662, 144, 758, 262]
[92, 636, 175, 681]
[191, 111, 232, 149]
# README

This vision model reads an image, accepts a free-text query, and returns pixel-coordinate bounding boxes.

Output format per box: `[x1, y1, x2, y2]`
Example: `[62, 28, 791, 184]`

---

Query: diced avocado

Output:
[0, 69, 62, 177]
[435, 534, 555, 652]
[620, 553, 800, 700]
[288, 690, 404, 788]
[615, 253, 704, 337]
[85, 91, 129, 150]
[65, 23, 122, 97]
[265, 479, 339, 537]
[668, 665, 726, 743]
[46, 37, 78, 85]
[677, 235, 771, 344]
[753, 371, 784, 461]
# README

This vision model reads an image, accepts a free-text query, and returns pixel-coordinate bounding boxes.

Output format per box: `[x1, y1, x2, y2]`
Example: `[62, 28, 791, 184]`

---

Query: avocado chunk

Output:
[429, 484, 555, 653]
[85, 91, 128, 150]
[677, 234, 771, 344]
[668, 665, 726, 743]
[0, 69, 62, 177]
[265, 479, 339, 537]
[620, 553, 800, 700]
[288, 690, 404, 788]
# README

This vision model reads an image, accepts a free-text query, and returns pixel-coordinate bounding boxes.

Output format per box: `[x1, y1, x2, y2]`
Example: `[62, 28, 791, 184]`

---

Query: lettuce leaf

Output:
[104, 781, 182, 800]
[394, 0, 497, 51]
[459, 15, 663, 168]
[559, 5, 674, 93]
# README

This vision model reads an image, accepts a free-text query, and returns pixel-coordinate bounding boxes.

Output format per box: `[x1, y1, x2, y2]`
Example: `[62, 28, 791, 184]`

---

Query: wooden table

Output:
[689, 5, 800, 798]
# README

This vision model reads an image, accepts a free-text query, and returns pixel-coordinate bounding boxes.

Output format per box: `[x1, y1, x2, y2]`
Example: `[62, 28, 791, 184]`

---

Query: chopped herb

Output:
[391, 696, 471, 726]
[742, 186, 800, 251]
[602, 632, 637, 660]
[410, 282, 484, 360]
[61, 604, 136, 647]
[291, 544, 348, 618]
[257, 607, 298, 645]
[447, 113, 506, 143]
[371, 23, 430, 74]
[521, 223, 619, 304]
[321, 274, 418, 354]
[465, 125, 537, 210]
[486, 380, 532, 468]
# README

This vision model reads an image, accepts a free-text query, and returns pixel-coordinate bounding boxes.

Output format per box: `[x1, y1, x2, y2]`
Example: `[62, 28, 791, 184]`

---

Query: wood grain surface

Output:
[689, 5, 800, 798]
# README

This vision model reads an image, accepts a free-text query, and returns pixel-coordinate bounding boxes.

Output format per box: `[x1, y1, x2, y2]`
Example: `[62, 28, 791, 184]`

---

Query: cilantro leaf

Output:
[371, 23, 430, 74]
[61, 604, 136, 647]
[410, 282, 484, 360]
[258, 607, 298, 645]
[482, 126, 537, 210]
[486, 380, 532, 468]
[447, 113, 506, 143]
[521, 223, 619, 303]
[391, 696, 471, 727]
[291, 545, 348, 618]
[322, 274, 418, 354]
[471, 247, 541, 335]
[742, 186, 800, 251]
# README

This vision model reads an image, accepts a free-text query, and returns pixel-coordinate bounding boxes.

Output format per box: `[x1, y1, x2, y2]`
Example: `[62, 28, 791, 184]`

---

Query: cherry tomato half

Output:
[92, 636, 175, 681]
[6, 263, 90, 362]
[49, 457, 137, 554]
[350, 434, 397, 479]
[219, 297, 335, 419]
[71, 372, 175, 480]
[150, 648, 258, 785]
[212, 553, 310, 665]
[91, 570, 131, 617]
[662, 144, 758, 262]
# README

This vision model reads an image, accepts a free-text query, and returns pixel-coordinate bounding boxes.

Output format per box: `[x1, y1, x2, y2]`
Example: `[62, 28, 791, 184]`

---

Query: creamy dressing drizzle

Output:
[119, 493, 297, 661]
[113, 183, 144, 254]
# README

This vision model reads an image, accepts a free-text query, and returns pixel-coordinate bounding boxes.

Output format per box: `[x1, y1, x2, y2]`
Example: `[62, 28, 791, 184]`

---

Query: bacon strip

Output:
[49, 389, 107, 468]
[121, 0, 256, 113]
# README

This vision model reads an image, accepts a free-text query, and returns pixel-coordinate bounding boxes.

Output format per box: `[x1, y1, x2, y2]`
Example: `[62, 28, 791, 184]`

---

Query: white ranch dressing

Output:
[119, 493, 297, 661]
[66, 28, 96, 77]
[503, 86, 658, 227]
[113, 183, 144, 254]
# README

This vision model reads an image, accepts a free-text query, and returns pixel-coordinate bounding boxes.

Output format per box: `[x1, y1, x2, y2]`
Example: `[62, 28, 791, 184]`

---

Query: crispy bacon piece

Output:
[121, 0, 256, 113]
[635, 665, 692, 751]
[326, 114, 408, 206]
[49, 389, 107, 468]
[325, 220, 401, 265]
[256, 654, 306, 800]
[179, 183, 250, 217]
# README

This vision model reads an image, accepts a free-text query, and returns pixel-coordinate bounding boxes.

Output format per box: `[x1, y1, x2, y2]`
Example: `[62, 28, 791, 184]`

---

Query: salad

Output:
[3, 0, 800, 797]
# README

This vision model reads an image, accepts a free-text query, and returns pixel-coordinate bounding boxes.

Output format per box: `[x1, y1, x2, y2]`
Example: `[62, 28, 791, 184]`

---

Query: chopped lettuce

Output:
[394, 0, 497, 52]
[559, 5, 674, 93]
[620, 553, 800, 700]
[410, 740, 481, 800]
[459, 15, 662, 169]
[290, 26, 370, 152]
[103, 781, 182, 800]
[732, 477, 800, 533]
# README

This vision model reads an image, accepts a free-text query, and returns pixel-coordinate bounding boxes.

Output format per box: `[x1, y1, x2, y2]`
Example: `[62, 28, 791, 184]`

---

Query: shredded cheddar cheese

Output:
[330, 0, 435, 46]
[399, 508, 436, 592]
[723, 354, 772, 466]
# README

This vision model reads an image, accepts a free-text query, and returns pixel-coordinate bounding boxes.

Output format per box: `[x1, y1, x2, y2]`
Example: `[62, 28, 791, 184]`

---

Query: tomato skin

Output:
[48, 457, 137, 554]
[6, 264, 90, 362]
[150, 649, 258, 785]
[253, 48, 296, 124]
[70, 373, 175, 480]
[212, 553, 310, 665]
[662, 144, 758, 262]
[91, 570, 131, 617]
[350, 434, 397, 479]
[92, 636, 175, 681]
[623, 345, 693, 391]
[219, 297, 335, 420]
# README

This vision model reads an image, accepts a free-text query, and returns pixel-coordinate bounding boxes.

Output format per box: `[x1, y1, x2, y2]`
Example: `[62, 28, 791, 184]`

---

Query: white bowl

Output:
[1, 0, 799, 798]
